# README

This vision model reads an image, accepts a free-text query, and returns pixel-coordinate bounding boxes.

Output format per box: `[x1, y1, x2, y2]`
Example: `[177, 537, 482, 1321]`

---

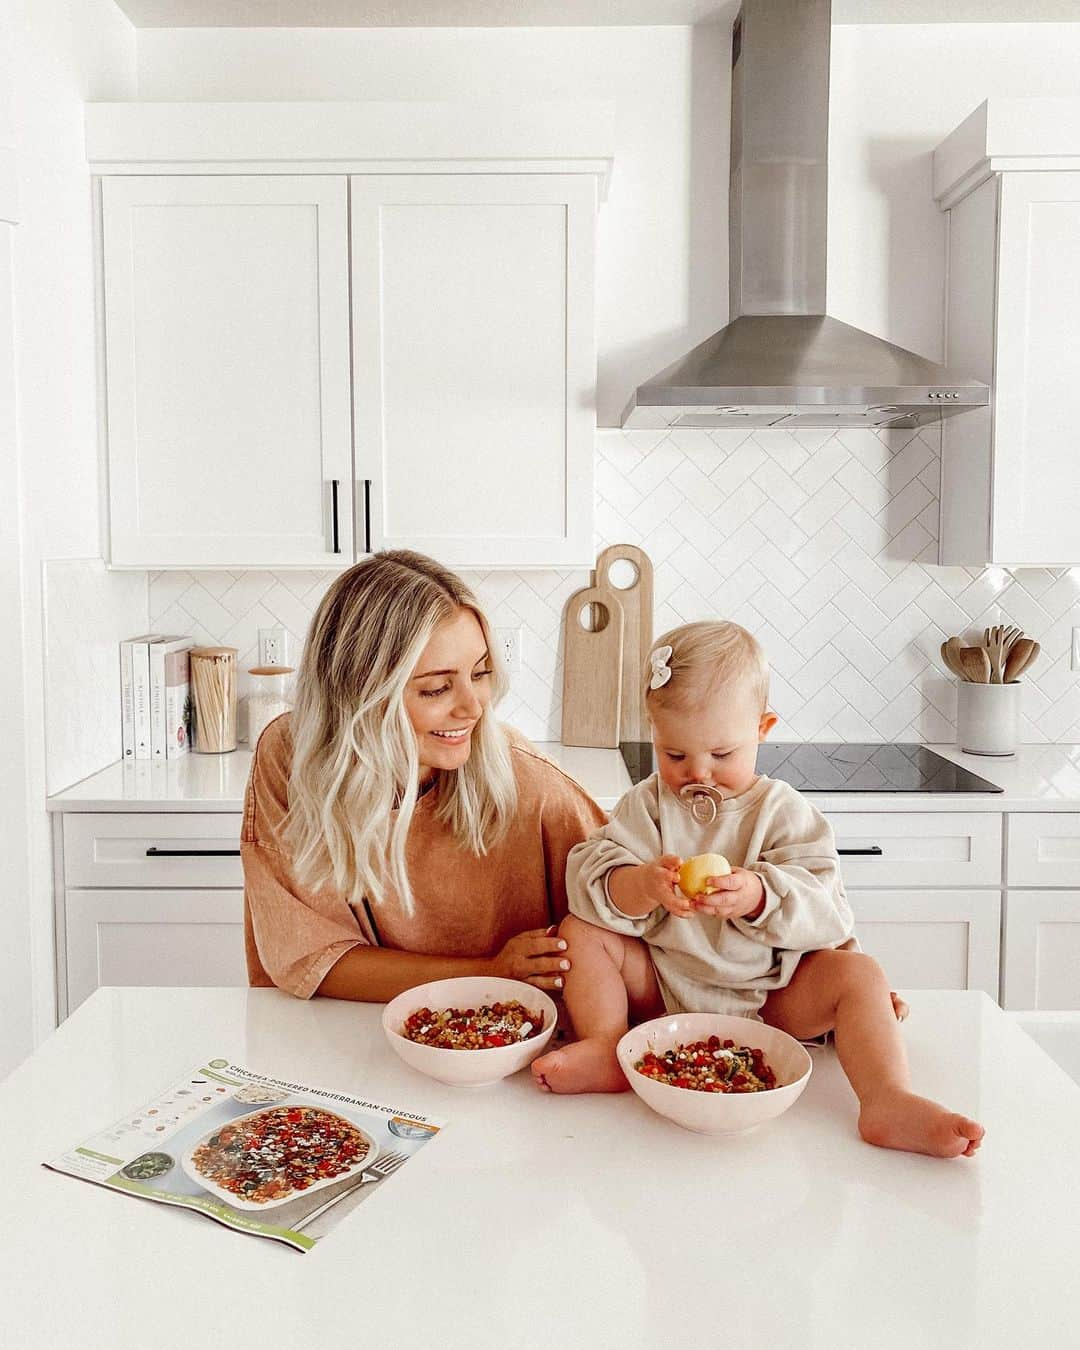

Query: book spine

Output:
[132, 641, 153, 760]
[164, 649, 192, 759]
[149, 641, 167, 761]
[119, 642, 136, 760]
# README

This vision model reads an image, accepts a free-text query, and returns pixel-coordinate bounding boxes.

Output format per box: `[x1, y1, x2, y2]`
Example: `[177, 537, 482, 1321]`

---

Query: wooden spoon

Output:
[1004, 638, 1039, 682]
[940, 640, 966, 680]
[958, 646, 992, 682]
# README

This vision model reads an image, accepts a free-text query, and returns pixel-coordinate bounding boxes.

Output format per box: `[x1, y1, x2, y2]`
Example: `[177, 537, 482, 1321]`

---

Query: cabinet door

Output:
[1002, 890, 1080, 1010]
[991, 172, 1080, 566]
[351, 174, 595, 567]
[65, 888, 246, 1014]
[847, 889, 1001, 997]
[102, 176, 353, 567]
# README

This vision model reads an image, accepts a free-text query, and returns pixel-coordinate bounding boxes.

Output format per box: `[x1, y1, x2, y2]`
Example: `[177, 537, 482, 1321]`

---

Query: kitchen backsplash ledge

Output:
[148, 425, 1080, 745]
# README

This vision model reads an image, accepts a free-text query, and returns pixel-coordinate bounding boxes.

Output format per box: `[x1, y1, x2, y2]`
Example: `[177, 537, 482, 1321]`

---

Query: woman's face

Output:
[404, 608, 495, 778]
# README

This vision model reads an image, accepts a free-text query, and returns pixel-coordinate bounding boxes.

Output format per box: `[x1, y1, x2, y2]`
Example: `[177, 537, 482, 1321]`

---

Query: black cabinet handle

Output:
[363, 478, 372, 554]
[837, 846, 883, 856]
[145, 847, 242, 858]
[330, 479, 341, 554]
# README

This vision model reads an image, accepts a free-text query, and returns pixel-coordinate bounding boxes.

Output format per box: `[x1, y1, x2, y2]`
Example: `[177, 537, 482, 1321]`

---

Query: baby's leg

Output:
[531, 914, 664, 1095]
[761, 950, 985, 1159]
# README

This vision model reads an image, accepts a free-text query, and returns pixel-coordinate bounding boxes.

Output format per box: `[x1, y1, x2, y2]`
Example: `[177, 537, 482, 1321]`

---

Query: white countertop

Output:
[46, 742, 1080, 813]
[3, 986, 1078, 1349]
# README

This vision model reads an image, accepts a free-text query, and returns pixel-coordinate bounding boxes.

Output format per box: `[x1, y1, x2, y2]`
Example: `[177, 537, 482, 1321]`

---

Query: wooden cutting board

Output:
[560, 585, 624, 748]
[594, 544, 654, 741]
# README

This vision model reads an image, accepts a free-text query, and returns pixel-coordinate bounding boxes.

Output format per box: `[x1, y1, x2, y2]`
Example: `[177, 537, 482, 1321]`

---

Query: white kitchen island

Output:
[3, 987, 1079, 1350]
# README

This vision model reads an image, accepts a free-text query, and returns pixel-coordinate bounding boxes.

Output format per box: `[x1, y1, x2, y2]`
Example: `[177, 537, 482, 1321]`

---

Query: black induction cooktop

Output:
[618, 741, 1004, 794]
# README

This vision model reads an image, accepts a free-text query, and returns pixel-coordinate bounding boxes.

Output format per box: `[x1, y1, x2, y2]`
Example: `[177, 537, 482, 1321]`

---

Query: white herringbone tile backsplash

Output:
[150, 426, 1080, 745]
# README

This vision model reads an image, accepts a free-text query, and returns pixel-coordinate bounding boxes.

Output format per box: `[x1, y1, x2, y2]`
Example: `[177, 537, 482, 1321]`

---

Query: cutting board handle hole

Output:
[604, 558, 640, 590]
[577, 601, 613, 633]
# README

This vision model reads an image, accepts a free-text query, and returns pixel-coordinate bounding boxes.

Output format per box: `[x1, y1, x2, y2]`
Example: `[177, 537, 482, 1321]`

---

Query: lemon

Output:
[678, 853, 732, 898]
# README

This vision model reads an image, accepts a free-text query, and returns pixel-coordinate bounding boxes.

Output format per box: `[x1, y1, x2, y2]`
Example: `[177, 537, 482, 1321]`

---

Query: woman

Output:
[242, 550, 605, 1001]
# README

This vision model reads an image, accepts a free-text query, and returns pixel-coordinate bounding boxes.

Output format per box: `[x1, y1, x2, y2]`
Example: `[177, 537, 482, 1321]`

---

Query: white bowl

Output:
[382, 976, 557, 1087]
[616, 1013, 812, 1135]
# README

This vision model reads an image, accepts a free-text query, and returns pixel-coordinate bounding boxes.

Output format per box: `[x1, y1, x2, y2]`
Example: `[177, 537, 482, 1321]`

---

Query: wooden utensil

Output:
[958, 646, 992, 683]
[983, 626, 1007, 683]
[1003, 638, 1039, 682]
[560, 586, 624, 748]
[941, 639, 967, 680]
[594, 544, 653, 741]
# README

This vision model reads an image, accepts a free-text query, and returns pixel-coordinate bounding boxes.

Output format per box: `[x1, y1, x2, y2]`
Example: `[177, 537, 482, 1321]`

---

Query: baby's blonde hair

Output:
[644, 620, 769, 715]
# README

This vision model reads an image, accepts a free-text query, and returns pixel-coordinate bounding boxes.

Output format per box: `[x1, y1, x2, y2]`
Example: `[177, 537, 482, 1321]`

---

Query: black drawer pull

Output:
[145, 847, 241, 858]
[330, 479, 341, 554]
[837, 846, 883, 856]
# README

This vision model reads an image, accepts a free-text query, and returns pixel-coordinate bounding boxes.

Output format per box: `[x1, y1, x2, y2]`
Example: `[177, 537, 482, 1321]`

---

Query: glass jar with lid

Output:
[246, 665, 294, 747]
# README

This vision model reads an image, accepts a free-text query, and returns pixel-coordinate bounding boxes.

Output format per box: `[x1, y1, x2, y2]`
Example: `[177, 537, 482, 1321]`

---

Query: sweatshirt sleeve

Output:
[241, 717, 368, 1000]
[732, 785, 855, 952]
[536, 763, 609, 926]
[566, 778, 669, 937]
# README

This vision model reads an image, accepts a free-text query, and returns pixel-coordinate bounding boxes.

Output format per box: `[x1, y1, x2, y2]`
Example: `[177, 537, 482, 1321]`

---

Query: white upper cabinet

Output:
[351, 175, 596, 567]
[934, 100, 1080, 567]
[89, 102, 612, 570]
[101, 175, 353, 568]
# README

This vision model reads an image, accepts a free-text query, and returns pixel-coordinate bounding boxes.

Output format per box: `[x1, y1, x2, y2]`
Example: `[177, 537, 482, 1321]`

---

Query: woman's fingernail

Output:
[555, 977, 564, 988]
[558, 940, 568, 951]
[560, 960, 570, 971]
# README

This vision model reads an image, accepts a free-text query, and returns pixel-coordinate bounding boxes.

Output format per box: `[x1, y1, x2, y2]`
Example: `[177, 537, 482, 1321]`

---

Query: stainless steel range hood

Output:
[622, 0, 988, 431]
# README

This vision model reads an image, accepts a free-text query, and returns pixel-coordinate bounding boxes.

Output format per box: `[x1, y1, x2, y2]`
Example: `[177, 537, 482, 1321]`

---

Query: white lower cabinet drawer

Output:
[1006, 813, 1080, 887]
[847, 889, 1001, 997]
[1002, 890, 1080, 1010]
[63, 813, 243, 887]
[65, 888, 247, 1014]
[827, 813, 1002, 887]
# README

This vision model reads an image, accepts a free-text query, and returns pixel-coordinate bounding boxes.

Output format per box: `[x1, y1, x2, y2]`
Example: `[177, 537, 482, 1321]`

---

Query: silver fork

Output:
[294, 1150, 409, 1231]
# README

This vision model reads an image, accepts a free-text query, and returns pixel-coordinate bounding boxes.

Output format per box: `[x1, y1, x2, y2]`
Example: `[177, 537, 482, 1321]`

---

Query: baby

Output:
[532, 620, 985, 1159]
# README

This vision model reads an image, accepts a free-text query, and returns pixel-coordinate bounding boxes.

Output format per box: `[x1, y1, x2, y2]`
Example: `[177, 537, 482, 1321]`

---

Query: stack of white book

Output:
[120, 635, 195, 761]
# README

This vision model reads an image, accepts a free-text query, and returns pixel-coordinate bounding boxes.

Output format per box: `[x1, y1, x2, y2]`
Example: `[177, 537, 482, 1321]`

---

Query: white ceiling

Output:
[110, 0, 1080, 27]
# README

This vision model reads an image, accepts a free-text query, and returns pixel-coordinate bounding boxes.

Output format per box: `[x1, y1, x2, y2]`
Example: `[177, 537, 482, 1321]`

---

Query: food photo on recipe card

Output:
[42, 1059, 443, 1253]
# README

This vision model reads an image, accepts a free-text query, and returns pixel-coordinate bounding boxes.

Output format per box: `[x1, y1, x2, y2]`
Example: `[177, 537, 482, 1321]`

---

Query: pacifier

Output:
[678, 782, 725, 825]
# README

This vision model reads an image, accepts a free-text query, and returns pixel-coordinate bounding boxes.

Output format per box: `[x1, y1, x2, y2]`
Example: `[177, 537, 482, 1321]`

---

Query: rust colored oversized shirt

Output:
[241, 715, 606, 998]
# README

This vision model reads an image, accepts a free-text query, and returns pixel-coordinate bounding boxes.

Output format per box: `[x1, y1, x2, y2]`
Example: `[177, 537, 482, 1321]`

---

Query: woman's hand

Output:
[489, 926, 571, 991]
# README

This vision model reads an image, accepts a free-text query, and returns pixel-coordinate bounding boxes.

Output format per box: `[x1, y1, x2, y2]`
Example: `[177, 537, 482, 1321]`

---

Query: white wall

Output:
[2, 0, 137, 1076]
[135, 25, 730, 428]
[829, 22, 1080, 360]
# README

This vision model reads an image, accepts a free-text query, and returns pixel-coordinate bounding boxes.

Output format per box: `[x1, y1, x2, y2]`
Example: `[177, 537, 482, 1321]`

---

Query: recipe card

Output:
[44, 1059, 443, 1253]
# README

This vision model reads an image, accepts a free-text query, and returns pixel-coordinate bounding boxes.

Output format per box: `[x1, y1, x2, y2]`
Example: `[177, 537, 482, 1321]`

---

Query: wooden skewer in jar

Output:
[189, 647, 239, 753]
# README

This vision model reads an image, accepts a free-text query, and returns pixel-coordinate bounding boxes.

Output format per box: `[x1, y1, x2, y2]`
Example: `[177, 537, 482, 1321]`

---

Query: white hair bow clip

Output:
[648, 645, 673, 690]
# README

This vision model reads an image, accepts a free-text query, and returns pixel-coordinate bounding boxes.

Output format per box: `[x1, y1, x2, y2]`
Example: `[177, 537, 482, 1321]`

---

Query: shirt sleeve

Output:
[566, 779, 669, 937]
[732, 786, 855, 952]
[537, 767, 609, 925]
[241, 718, 368, 1000]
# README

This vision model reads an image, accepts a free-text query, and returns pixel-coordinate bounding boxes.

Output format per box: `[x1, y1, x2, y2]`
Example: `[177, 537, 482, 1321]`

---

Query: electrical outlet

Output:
[258, 627, 287, 667]
[1072, 627, 1080, 672]
[494, 626, 522, 673]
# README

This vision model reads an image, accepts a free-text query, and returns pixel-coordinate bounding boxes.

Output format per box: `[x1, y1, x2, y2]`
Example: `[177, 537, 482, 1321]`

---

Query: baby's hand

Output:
[692, 867, 767, 921]
[609, 855, 688, 918]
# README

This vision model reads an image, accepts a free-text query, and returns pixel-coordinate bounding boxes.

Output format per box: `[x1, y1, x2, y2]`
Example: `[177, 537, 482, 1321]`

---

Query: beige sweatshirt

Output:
[567, 772, 856, 1017]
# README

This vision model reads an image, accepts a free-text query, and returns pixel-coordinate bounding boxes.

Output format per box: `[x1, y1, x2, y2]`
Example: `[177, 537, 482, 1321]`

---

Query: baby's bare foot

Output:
[531, 1038, 629, 1095]
[858, 1088, 985, 1158]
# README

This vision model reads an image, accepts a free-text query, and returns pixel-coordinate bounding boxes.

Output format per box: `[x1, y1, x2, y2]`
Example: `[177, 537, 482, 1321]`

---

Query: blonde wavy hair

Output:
[285, 550, 516, 917]
[644, 620, 770, 714]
